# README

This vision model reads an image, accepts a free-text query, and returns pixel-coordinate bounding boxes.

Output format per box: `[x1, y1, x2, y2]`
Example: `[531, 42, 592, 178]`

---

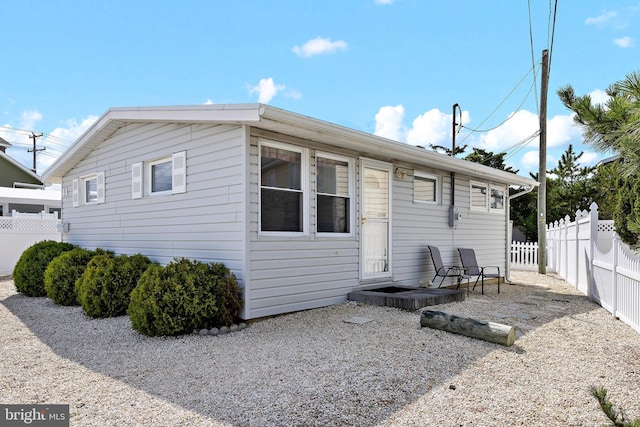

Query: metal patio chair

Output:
[427, 245, 468, 293]
[457, 247, 501, 294]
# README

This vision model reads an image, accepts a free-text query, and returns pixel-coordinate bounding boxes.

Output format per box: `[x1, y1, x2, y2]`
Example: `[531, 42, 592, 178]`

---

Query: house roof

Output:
[0, 150, 43, 186]
[42, 103, 538, 188]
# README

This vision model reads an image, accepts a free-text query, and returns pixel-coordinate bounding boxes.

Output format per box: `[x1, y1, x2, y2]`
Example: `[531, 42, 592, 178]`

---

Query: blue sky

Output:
[1, 0, 638, 179]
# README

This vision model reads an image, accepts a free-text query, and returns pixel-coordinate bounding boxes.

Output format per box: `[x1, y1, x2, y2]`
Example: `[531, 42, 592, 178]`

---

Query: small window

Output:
[147, 157, 173, 195]
[74, 172, 105, 207]
[414, 172, 439, 204]
[317, 154, 353, 234]
[490, 186, 505, 211]
[470, 181, 488, 210]
[134, 151, 186, 199]
[260, 141, 307, 233]
[84, 176, 98, 204]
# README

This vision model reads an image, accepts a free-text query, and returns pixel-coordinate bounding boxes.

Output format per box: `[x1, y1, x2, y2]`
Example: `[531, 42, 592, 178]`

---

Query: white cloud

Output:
[579, 151, 599, 166]
[614, 36, 634, 48]
[248, 78, 285, 104]
[547, 114, 582, 148]
[477, 110, 539, 152]
[374, 105, 406, 142]
[589, 89, 611, 105]
[585, 11, 617, 26]
[520, 150, 540, 172]
[407, 108, 457, 147]
[20, 110, 43, 129]
[203, 99, 214, 105]
[375, 0, 396, 4]
[292, 37, 348, 58]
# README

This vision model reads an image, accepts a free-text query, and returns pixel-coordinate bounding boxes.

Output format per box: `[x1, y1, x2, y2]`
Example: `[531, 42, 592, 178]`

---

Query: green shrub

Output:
[77, 253, 152, 318]
[13, 241, 76, 297]
[127, 258, 242, 336]
[44, 247, 98, 305]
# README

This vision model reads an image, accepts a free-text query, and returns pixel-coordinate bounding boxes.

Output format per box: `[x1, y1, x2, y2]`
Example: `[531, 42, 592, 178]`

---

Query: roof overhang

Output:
[42, 103, 538, 188]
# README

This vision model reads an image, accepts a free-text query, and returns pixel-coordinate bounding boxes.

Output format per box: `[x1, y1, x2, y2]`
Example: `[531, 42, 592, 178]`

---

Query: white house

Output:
[42, 104, 537, 320]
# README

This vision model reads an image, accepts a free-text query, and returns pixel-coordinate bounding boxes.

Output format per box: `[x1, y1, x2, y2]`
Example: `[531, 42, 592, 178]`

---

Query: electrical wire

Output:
[548, 0, 558, 71]
[528, 0, 540, 114]
[457, 62, 540, 145]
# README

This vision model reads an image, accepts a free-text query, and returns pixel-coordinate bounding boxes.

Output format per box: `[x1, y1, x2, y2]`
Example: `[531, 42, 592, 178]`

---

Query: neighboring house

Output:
[0, 137, 61, 216]
[42, 104, 538, 320]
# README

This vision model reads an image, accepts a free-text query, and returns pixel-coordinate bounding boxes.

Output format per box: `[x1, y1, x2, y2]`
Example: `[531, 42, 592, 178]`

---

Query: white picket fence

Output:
[510, 241, 539, 270]
[0, 212, 61, 276]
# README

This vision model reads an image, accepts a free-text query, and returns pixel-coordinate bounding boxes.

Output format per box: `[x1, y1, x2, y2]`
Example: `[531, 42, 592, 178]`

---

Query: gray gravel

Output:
[1, 271, 640, 426]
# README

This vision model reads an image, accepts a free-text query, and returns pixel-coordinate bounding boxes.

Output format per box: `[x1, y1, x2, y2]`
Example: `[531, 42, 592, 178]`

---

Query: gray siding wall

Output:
[60, 122, 247, 285]
[392, 168, 508, 288]
[247, 132, 360, 319]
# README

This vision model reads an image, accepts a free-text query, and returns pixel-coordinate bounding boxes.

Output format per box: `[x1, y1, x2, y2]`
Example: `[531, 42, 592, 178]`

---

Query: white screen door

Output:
[361, 160, 392, 279]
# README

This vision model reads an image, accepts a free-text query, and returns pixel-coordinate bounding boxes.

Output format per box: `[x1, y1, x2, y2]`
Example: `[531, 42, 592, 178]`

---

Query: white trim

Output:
[146, 156, 173, 197]
[413, 171, 440, 205]
[315, 151, 355, 237]
[359, 158, 393, 281]
[80, 173, 98, 205]
[131, 162, 143, 199]
[490, 184, 506, 213]
[258, 139, 309, 237]
[172, 151, 187, 194]
[470, 180, 488, 211]
[96, 171, 105, 204]
[72, 178, 79, 207]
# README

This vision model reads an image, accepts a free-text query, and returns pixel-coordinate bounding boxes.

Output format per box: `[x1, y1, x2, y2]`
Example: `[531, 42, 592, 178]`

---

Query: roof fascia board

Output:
[260, 105, 538, 187]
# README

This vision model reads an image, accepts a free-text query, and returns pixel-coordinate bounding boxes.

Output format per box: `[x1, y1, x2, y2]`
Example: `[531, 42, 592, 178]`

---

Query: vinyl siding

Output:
[392, 169, 507, 288]
[61, 122, 247, 281]
[247, 135, 360, 319]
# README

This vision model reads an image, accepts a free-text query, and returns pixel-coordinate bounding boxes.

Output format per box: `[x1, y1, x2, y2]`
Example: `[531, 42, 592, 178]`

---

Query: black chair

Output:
[457, 247, 501, 294]
[428, 245, 467, 292]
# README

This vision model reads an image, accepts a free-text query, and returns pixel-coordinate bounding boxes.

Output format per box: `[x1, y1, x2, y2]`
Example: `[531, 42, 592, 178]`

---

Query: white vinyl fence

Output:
[545, 203, 639, 333]
[0, 211, 61, 276]
[510, 203, 640, 333]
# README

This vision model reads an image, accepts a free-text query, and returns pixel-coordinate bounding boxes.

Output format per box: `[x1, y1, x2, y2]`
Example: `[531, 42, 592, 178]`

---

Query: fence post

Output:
[612, 234, 619, 319]
[588, 202, 599, 301]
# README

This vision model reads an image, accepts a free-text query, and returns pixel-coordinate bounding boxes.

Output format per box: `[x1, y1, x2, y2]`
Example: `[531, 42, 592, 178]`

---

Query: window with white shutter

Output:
[172, 151, 186, 194]
[72, 178, 79, 207]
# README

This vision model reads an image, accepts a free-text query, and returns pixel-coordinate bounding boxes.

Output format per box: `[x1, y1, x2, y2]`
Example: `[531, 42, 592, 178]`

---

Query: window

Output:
[148, 157, 173, 195]
[73, 172, 105, 207]
[84, 176, 98, 204]
[470, 181, 488, 210]
[131, 151, 186, 199]
[317, 154, 353, 234]
[490, 186, 505, 211]
[259, 141, 307, 233]
[414, 172, 439, 204]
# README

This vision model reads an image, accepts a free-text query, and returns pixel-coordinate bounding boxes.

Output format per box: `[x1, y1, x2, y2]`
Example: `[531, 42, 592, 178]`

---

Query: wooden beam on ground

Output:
[420, 309, 515, 347]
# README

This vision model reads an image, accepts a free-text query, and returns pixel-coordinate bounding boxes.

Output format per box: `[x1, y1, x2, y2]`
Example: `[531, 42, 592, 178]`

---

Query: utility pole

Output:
[27, 132, 45, 173]
[538, 49, 549, 274]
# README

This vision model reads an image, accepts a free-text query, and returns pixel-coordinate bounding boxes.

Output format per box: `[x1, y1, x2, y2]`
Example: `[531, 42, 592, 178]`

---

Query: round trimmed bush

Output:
[77, 253, 152, 318]
[127, 258, 242, 337]
[13, 241, 76, 297]
[44, 247, 98, 306]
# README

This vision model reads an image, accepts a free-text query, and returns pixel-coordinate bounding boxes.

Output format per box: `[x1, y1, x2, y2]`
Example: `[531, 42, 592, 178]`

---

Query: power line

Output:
[528, 0, 540, 115]
[457, 62, 540, 144]
[548, 0, 558, 71]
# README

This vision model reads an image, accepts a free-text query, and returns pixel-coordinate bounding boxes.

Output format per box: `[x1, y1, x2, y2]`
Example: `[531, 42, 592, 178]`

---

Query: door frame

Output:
[359, 158, 393, 281]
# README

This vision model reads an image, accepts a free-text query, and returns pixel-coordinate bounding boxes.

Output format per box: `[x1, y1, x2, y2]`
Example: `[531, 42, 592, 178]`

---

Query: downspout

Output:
[506, 185, 536, 282]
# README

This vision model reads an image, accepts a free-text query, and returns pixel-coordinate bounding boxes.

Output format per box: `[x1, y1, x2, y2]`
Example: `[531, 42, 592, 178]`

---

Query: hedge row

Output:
[12, 241, 242, 336]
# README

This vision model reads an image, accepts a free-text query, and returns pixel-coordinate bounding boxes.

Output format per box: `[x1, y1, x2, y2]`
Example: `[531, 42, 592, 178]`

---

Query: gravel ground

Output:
[1, 271, 640, 426]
